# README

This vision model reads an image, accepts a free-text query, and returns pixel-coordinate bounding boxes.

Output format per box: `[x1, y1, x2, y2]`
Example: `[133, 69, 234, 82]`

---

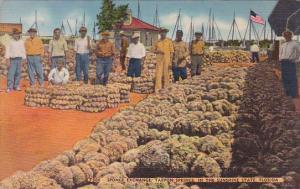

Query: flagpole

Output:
[263, 22, 266, 40]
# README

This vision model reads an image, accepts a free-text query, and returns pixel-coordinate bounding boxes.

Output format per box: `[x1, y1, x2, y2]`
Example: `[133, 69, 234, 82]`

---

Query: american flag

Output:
[250, 10, 265, 25]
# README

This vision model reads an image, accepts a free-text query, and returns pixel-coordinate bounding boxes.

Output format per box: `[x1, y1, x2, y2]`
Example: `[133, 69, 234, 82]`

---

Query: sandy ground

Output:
[0, 62, 299, 180]
[0, 79, 146, 180]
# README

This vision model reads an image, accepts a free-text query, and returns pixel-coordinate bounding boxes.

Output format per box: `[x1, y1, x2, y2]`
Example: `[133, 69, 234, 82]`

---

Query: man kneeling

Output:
[48, 60, 69, 85]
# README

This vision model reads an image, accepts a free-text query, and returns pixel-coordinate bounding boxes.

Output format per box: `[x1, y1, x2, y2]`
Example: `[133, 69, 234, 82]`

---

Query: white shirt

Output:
[5, 39, 26, 59]
[48, 68, 69, 85]
[126, 42, 146, 59]
[250, 44, 260, 52]
[75, 36, 90, 54]
[279, 40, 300, 62]
[268, 43, 274, 51]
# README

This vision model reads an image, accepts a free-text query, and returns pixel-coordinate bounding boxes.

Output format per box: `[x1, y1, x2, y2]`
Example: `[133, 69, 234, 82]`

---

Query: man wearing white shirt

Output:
[250, 41, 260, 63]
[48, 60, 69, 85]
[5, 28, 26, 92]
[75, 26, 91, 84]
[279, 31, 300, 98]
[126, 33, 146, 77]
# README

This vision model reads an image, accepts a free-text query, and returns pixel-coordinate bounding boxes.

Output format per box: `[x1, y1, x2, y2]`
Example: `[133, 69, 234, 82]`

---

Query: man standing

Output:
[190, 32, 205, 76]
[75, 26, 91, 84]
[120, 31, 129, 71]
[95, 31, 115, 85]
[152, 27, 174, 92]
[172, 30, 189, 82]
[250, 41, 260, 63]
[5, 28, 26, 92]
[267, 42, 274, 63]
[48, 60, 69, 85]
[279, 31, 300, 98]
[25, 28, 45, 87]
[126, 33, 146, 77]
[48, 28, 68, 69]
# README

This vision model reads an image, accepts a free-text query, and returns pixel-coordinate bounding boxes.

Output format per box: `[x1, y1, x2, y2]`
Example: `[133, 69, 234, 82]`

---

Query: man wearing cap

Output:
[75, 26, 91, 84]
[152, 27, 174, 92]
[120, 31, 129, 71]
[5, 28, 26, 92]
[25, 28, 45, 87]
[190, 32, 205, 76]
[279, 31, 300, 98]
[126, 33, 146, 77]
[48, 28, 68, 69]
[172, 30, 189, 82]
[250, 41, 260, 63]
[95, 31, 115, 85]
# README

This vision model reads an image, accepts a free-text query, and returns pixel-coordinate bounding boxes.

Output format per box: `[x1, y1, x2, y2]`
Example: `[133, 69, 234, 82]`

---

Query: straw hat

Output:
[195, 32, 203, 36]
[132, 33, 140, 39]
[282, 30, 293, 37]
[159, 27, 169, 33]
[79, 26, 87, 32]
[12, 28, 21, 35]
[101, 31, 110, 36]
[120, 30, 125, 35]
[176, 30, 183, 35]
[27, 28, 37, 33]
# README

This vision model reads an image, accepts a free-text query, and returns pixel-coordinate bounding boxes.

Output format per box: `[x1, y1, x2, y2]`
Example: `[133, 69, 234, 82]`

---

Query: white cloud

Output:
[23, 11, 48, 26]
[160, 12, 249, 41]
[22, 9, 52, 35]
[63, 10, 95, 36]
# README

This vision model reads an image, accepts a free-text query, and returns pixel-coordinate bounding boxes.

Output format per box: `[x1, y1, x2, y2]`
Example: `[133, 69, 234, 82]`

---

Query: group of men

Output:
[3, 27, 71, 92]
[1, 25, 299, 100]
[151, 28, 205, 92]
[1, 26, 205, 93]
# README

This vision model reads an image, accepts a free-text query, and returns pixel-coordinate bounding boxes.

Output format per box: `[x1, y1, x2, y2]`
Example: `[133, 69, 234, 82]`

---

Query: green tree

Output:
[96, 0, 129, 32]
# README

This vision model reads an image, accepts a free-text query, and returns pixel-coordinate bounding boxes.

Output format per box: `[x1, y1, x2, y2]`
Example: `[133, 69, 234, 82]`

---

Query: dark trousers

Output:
[127, 58, 142, 77]
[96, 57, 113, 85]
[281, 59, 298, 98]
[75, 53, 89, 84]
[251, 52, 259, 63]
[120, 55, 126, 70]
[172, 66, 187, 82]
[267, 50, 273, 62]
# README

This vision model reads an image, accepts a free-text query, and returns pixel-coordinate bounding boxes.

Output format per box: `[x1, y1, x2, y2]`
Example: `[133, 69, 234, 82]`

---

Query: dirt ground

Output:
[0, 79, 146, 180]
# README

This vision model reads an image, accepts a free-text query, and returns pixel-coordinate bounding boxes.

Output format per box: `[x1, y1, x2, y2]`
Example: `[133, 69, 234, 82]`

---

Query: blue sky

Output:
[0, 0, 277, 40]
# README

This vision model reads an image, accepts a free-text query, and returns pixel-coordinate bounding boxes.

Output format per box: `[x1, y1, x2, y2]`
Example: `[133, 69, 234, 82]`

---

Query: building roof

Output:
[121, 17, 160, 31]
[268, 0, 300, 36]
[0, 23, 22, 34]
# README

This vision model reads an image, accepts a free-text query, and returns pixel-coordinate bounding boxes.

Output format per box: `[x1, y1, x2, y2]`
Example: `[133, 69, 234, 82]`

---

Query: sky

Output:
[0, 0, 278, 40]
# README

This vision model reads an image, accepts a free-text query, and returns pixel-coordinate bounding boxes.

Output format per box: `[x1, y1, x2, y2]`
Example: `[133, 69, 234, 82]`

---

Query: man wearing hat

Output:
[190, 32, 205, 76]
[48, 28, 68, 69]
[250, 41, 260, 63]
[25, 28, 45, 87]
[95, 31, 115, 85]
[120, 31, 129, 71]
[75, 26, 91, 84]
[279, 30, 300, 98]
[152, 27, 174, 92]
[5, 28, 26, 92]
[172, 30, 189, 82]
[126, 33, 146, 77]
